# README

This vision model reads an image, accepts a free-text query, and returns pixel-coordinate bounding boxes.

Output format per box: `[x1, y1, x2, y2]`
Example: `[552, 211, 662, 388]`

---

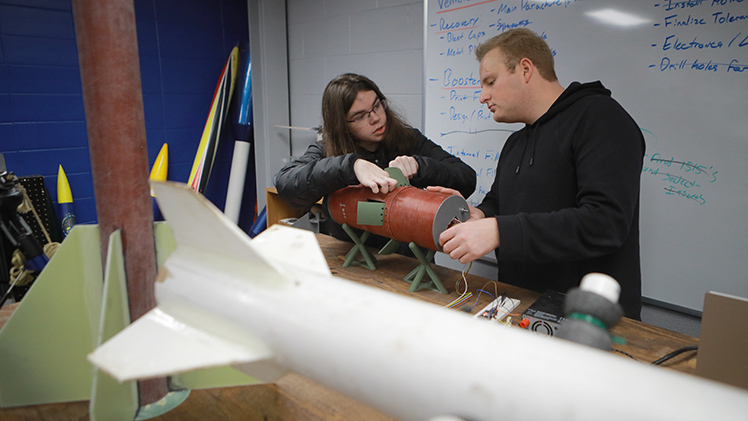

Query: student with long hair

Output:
[274, 73, 475, 244]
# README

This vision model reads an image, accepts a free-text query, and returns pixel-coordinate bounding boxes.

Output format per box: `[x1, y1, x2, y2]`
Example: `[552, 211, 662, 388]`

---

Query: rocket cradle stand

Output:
[401, 242, 446, 294]
[340, 223, 447, 295]
[331, 167, 468, 296]
[341, 223, 377, 270]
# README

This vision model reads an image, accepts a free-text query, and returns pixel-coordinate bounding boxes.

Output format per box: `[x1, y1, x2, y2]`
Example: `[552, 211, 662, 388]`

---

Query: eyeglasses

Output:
[347, 99, 387, 126]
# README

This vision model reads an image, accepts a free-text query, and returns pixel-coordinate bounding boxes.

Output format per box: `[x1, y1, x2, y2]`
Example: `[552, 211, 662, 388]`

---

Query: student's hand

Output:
[353, 159, 398, 194]
[426, 186, 461, 196]
[426, 186, 485, 220]
[388, 156, 418, 179]
[439, 217, 499, 264]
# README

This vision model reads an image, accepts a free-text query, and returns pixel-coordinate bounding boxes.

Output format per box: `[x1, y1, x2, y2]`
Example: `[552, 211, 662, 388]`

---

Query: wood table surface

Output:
[0, 233, 698, 420]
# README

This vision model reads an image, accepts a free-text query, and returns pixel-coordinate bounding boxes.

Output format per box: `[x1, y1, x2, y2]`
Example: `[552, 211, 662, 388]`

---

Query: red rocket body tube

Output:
[328, 186, 470, 251]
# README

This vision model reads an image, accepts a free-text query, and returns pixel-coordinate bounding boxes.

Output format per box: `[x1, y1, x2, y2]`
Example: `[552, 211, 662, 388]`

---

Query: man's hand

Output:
[426, 186, 461, 196]
[354, 159, 398, 194]
[439, 217, 499, 264]
[388, 156, 419, 179]
[426, 186, 485, 220]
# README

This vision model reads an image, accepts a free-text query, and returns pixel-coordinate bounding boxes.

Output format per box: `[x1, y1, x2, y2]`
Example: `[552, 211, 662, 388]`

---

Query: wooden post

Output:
[72, 0, 169, 406]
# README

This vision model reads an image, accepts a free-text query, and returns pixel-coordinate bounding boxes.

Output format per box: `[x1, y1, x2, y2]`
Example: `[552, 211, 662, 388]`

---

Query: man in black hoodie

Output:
[433, 28, 645, 320]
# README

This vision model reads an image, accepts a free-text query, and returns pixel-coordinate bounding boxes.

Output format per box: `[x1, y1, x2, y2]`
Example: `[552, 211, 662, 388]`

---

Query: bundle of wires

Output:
[442, 264, 521, 325]
[444, 262, 472, 309]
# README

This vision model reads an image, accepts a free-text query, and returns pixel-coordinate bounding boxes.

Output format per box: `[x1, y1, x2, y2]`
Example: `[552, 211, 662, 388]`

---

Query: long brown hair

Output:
[321, 73, 416, 158]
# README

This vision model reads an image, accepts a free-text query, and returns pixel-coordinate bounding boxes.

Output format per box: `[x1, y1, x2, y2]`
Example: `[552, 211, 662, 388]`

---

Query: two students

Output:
[275, 28, 644, 320]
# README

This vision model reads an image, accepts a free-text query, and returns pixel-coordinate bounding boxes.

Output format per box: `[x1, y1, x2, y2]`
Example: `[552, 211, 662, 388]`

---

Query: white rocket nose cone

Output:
[580, 272, 621, 303]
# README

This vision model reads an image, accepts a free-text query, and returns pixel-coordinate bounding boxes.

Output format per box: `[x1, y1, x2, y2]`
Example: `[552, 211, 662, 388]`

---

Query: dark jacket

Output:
[477, 81, 645, 319]
[275, 128, 476, 210]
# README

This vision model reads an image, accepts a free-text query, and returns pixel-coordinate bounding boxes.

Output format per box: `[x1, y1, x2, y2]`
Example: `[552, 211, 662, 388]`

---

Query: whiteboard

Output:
[423, 0, 748, 312]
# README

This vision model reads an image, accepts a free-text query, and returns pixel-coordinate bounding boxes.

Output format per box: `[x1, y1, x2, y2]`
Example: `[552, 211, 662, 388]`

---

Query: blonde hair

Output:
[475, 28, 558, 82]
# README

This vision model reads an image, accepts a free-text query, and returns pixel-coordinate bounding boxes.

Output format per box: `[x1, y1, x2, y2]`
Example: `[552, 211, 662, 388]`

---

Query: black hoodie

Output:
[477, 81, 645, 319]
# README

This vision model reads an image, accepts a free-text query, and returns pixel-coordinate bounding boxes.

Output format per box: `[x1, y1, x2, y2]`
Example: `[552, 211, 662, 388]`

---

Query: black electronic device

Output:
[521, 289, 567, 336]
[0, 154, 49, 305]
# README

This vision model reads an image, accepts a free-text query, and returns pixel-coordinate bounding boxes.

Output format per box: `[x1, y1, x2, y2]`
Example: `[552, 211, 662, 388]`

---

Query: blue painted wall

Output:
[0, 0, 249, 225]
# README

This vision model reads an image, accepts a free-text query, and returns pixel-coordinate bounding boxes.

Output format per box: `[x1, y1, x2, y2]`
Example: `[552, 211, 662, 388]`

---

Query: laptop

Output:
[695, 291, 748, 391]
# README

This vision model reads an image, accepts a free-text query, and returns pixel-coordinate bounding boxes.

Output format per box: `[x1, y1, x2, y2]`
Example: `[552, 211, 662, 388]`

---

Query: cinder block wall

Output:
[0, 0, 248, 224]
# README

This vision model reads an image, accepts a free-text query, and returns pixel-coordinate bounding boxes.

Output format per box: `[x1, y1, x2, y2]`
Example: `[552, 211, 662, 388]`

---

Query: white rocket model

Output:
[89, 182, 748, 421]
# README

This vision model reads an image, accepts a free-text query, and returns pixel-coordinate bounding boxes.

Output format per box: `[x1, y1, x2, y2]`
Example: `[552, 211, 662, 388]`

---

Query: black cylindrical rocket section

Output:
[328, 186, 470, 251]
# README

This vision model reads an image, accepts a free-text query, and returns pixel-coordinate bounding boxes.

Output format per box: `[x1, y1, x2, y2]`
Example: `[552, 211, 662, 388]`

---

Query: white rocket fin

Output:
[252, 225, 332, 277]
[151, 181, 334, 281]
[151, 181, 280, 271]
[88, 307, 286, 383]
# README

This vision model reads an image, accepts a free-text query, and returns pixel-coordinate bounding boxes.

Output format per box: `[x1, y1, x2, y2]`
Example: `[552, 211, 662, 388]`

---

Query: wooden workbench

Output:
[0, 233, 698, 420]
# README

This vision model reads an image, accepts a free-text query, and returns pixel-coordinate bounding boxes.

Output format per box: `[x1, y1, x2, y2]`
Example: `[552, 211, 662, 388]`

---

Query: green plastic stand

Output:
[341, 223, 377, 270]
[378, 238, 403, 255]
[403, 242, 447, 294]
